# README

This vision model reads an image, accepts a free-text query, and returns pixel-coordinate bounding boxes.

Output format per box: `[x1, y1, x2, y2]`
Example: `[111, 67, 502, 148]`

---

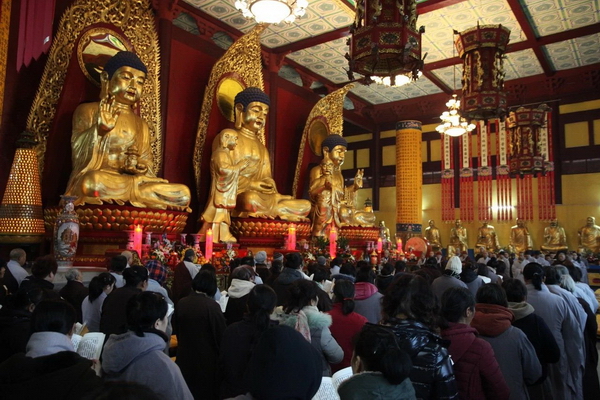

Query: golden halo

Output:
[76, 28, 131, 87]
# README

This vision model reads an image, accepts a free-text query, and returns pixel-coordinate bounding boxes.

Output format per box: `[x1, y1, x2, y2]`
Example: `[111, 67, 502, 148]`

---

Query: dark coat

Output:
[99, 286, 142, 337]
[172, 261, 193, 305]
[271, 268, 304, 306]
[441, 322, 510, 400]
[59, 281, 89, 323]
[0, 308, 31, 364]
[19, 276, 60, 300]
[223, 293, 250, 326]
[0, 268, 18, 297]
[0, 351, 101, 400]
[387, 319, 458, 400]
[174, 291, 226, 400]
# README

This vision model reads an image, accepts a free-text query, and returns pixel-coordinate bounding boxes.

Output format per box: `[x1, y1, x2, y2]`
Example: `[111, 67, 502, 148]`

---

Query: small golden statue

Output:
[424, 219, 442, 252]
[541, 219, 568, 252]
[200, 87, 310, 239]
[475, 220, 500, 252]
[448, 219, 468, 255]
[578, 216, 600, 254]
[200, 131, 248, 242]
[308, 158, 338, 237]
[379, 221, 391, 242]
[65, 51, 190, 210]
[509, 218, 533, 254]
[309, 135, 376, 236]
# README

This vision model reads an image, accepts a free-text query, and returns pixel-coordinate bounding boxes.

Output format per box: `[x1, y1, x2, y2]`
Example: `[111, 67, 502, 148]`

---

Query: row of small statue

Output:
[423, 217, 600, 255]
[63, 51, 375, 242]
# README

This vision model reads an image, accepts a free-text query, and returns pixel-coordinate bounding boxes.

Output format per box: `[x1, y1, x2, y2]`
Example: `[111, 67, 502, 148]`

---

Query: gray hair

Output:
[65, 268, 82, 282]
[231, 266, 255, 282]
[9, 248, 25, 261]
[555, 265, 576, 293]
[121, 250, 133, 264]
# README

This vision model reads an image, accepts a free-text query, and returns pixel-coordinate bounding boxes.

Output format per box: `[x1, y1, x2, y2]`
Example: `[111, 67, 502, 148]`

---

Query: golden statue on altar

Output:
[448, 219, 468, 255]
[578, 216, 600, 254]
[199, 87, 311, 240]
[475, 220, 500, 252]
[541, 219, 568, 252]
[424, 219, 442, 251]
[65, 51, 190, 211]
[308, 134, 376, 236]
[309, 158, 338, 237]
[379, 221, 391, 242]
[509, 218, 533, 254]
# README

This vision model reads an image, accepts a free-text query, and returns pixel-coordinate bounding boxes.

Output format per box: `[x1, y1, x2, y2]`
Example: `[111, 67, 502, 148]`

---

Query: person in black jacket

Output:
[19, 255, 60, 300]
[59, 268, 89, 323]
[381, 274, 458, 400]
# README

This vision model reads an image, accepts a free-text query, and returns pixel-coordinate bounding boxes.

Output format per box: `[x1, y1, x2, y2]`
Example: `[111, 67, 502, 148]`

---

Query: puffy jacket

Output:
[386, 319, 458, 400]
[338, 372, 416, 400]
[441, 322, 510, 400]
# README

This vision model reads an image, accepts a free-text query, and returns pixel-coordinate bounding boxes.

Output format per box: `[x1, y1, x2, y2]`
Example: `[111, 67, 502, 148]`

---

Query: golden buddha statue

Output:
[424, 219, 442, 251]
[509, 218, 533, 254]
[448, 219, 468, 255]
[201, 87, 310, 237]
[309, 158, 338, 237]
[379, 221, 391, 242]
[309, 135, 376, 233]
[65, 51, 190, 210]
[475, 220, 500, 252]
[541, 219, 567, 252]
[578, 216, 600, 254]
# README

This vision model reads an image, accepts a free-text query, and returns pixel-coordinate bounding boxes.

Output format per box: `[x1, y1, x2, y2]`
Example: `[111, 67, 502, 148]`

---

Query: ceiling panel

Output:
[504, 48, 545, 79]
[350, 76, 443, 105]
[545, 33, 600, 70]
[521, 0, 600, 36]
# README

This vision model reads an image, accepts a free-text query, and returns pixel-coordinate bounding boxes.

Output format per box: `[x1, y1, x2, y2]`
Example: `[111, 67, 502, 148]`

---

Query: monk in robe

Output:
[65, 51, 190, 211]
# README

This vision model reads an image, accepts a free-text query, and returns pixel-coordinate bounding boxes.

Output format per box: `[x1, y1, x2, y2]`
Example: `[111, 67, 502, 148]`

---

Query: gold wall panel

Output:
[564, 121, 589, 148]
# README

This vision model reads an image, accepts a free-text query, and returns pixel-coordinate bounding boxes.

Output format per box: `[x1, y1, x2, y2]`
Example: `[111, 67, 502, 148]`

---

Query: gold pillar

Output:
[395, 120, 422, 241]
[0, 142, 45, 243]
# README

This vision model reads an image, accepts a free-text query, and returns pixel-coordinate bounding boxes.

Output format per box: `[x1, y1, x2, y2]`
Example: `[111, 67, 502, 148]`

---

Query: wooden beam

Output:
[273, 27, 350, 54]
[422, 69, 453, 94]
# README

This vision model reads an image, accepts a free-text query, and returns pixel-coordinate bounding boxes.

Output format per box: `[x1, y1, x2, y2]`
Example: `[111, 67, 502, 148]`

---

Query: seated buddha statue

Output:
[475, 221, 500, 252]
[509, 218, 533, 254]
[201, 87, 310, 235]
[65, 51, 190, 211]
[541, 219, 568, 252]
[578, 216, 600, 254]
[309, 134, 376, 233]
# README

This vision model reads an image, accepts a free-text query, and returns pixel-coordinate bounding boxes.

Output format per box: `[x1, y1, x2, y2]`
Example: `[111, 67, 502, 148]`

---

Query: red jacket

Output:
[327, 302, 367, 373]
[441, 322, 510, 400]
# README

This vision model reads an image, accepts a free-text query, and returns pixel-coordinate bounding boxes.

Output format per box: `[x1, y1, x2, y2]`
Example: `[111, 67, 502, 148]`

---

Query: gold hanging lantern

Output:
[347, 0, 424, 87]
[455, 24, 510, 120]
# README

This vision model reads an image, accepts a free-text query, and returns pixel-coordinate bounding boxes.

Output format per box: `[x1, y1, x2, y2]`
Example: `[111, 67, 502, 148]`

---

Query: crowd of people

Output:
[0, 245, 598, 400]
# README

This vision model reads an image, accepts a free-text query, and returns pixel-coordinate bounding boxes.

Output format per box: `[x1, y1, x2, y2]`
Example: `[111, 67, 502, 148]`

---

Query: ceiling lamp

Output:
[455, 24, 511, 120]
[234, 0, 308, 24]
[346, 0, 425, 87]
[436, 94, 476, 137]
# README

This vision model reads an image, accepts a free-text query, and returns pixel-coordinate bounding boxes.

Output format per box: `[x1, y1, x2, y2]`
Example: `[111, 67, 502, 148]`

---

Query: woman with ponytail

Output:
[337, 324, 415, 400]
[523, 263, 584, 400]
[102, 292, 193, 400]
[218, 284, 277, 398]
[328, 279, 367, 373]
[81, 272, 115, 332]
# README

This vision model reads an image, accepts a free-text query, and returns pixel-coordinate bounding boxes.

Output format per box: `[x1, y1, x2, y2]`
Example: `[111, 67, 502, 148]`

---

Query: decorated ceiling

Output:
[178, 0, 600, 106]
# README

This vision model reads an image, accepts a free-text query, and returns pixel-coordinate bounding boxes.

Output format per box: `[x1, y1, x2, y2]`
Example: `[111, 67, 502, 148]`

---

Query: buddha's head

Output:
[320, 159, 334, 175]
[234, 87, 270, 132]
[221, 131, 238, 150]
[586, 216, 595, 226]
[322, 134, 348, 167]
[517, 218, 525, 228]
[455, 219, 462, 227]
[550, 219, 558, 227]
[428, 220, 435, 227]
[101, 51, 147, 106]
[482, 220, 488, 227]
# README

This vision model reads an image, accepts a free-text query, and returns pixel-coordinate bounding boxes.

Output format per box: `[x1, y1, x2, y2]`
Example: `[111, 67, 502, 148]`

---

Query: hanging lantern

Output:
[455, 24, 510, 120]
[347, 0, 424, 87]
[507, 105, 549, 175]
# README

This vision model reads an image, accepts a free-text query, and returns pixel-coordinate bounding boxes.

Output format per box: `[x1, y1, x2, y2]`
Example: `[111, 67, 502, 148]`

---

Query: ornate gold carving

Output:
[293, 84, 354, 197]
[0, 0, 11, 127]
[230, 218, 312, 239]
[193, 24, 267, 200]
[44, 206, 188, 234]
[27, 0, 162, 175]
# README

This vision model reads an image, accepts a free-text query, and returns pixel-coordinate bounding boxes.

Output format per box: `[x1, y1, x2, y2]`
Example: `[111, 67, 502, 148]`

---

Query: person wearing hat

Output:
[430, 256, 467, 306]
[65, 51, 190, 210]
[254, 251, 270, 283]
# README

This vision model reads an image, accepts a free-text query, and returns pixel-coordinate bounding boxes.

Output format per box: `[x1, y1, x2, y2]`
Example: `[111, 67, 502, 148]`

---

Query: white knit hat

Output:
[445, 256, 463, 276]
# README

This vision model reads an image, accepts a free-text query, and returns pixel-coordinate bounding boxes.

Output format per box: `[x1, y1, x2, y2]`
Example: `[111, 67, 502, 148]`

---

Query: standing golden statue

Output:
[308, 135, 375, 236]
[200, 87, 310, 240]
[65, 51, 190, 210]
[309, 158, 338, 237]
[424, 219, 442, 252]
[448, 219, 468, 255]
[578, 216, 600, 254]
[379, 221, 391, 242]
[475, 220, 500, 252]
[541, 219, 568, 252]
[509, 218, 533, 254]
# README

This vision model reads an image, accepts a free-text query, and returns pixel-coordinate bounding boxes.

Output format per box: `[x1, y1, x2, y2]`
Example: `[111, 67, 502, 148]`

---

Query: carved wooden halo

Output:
[76, 28, 132, 87]
[216, 74, 246, 122]
[308, 116, 330, 157]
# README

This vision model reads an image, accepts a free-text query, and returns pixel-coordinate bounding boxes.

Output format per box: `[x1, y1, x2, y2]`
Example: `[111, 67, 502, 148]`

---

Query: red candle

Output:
[287, 224, 296, 250]
[134, 225, 143, 258]
[329, 227, 337, 257]
[205, 228, 213, 262]
[377, 237, 383, 253]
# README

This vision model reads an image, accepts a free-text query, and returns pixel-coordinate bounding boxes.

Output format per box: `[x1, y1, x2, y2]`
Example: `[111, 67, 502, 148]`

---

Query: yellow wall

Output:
[374, 173, 600, 251]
